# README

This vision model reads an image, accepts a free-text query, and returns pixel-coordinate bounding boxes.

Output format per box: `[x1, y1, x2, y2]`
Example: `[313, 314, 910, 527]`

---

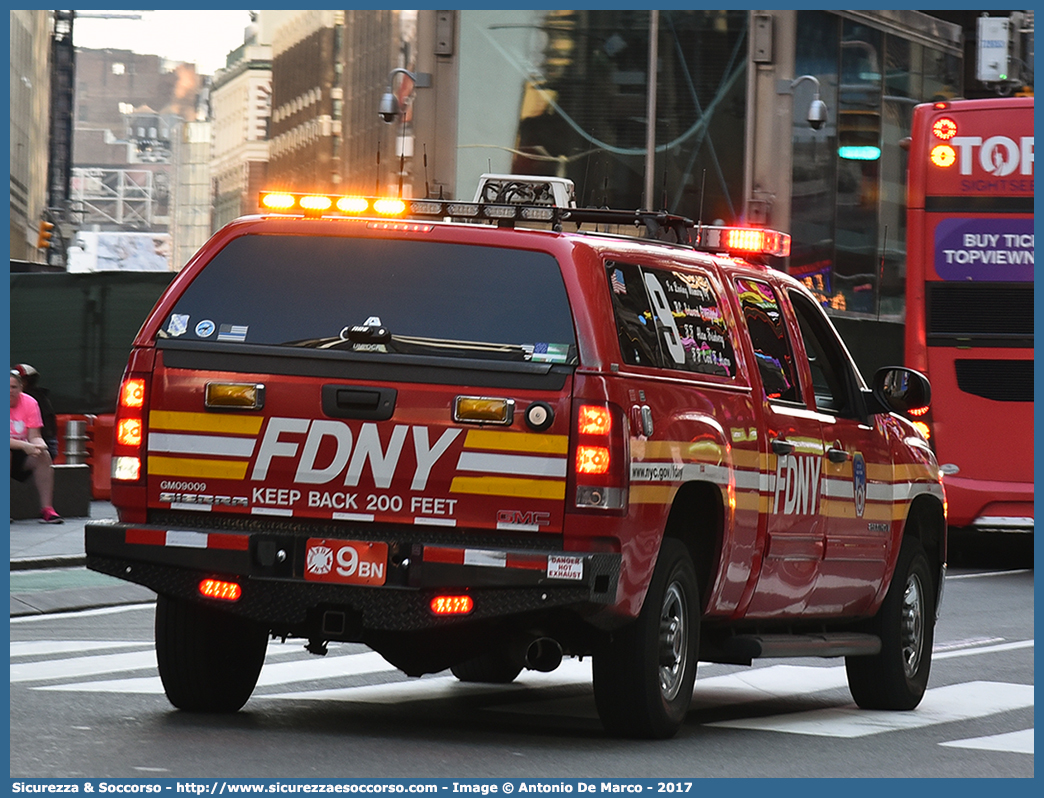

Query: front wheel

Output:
[155, 594, 269, 712]
[845, 539, 935, 709]
[593, 538, 699, 739]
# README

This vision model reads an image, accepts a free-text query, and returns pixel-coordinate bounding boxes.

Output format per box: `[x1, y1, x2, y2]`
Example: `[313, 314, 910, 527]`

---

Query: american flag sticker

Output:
[217, 324, 249, 342]
[611, 269, 627, 294]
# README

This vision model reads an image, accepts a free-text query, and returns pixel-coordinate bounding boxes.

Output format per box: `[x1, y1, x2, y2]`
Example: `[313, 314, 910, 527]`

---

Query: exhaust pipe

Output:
[524, 637, 563, 672]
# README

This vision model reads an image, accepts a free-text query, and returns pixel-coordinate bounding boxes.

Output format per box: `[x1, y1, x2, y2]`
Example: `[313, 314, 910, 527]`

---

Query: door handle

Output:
[827, 447, 851, 463]
[771, 438, 794, 456]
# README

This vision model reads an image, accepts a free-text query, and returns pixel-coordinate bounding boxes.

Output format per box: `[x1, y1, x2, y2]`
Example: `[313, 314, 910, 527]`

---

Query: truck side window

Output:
[607, 262, 736, 378]
[789, 290, 859, 417]
[735, 278, 801, 403]
[606, 262, 663, 367]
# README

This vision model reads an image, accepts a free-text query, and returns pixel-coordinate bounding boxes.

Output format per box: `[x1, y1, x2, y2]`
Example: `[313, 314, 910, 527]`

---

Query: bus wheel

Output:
[593, 538, 699, 739]
[155, 594, 268, 712]
[450, 650, 523, 683]
[846, 539, 935, 709]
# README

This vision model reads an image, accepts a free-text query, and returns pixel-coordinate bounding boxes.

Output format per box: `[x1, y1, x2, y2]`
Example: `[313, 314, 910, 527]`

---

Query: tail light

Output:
[570, 402, 628, 512]
[906, 405, 934, 446]
[112, 374, 149, 483]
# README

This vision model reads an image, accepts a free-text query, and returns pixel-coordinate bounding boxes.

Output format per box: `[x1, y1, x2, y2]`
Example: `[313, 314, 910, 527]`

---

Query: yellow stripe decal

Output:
[148, 456, 250, 480]
[149, 410, 263, 435]
[450, 476, 565, 500]
[463, 430, 568, 455]
[630, 485, 679, 505]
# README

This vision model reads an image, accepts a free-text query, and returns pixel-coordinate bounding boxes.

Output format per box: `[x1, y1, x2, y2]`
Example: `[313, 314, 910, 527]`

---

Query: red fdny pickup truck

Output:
[86, 180, 946, 738]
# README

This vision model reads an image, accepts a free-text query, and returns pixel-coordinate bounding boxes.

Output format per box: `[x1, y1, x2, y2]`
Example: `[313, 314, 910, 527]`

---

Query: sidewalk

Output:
[9, 500, 155, 617]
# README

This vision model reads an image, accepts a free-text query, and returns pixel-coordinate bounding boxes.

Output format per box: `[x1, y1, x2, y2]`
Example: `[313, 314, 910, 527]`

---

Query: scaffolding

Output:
[70, 167, 170, 229]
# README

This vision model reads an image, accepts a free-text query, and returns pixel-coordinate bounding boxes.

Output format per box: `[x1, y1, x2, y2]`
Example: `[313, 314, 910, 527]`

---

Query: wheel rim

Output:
[900, 571, 925, 679]
[658, 581, 688, 701]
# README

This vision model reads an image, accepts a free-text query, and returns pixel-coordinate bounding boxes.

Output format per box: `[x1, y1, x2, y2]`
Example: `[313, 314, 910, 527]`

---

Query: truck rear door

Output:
[144, 230, 578, 535]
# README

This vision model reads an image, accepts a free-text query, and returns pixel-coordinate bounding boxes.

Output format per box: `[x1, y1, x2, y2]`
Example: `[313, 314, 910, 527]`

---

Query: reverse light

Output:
[932, 117, 957, 140]
[930, 144, 956, 168]
[199, 579, 242, 601]
[430, 595, 474, 615]
[116, 418, 143, 447]
[120, 378, 145, 409]
[111, 456, 141, 482]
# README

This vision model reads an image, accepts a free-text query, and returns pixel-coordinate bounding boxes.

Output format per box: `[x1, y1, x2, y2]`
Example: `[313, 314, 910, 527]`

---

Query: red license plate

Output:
[303, 539, 389, 585]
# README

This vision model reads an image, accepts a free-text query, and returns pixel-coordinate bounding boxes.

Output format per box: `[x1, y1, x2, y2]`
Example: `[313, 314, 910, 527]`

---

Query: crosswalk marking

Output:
[33, 646, 388, 693]
[940, 728, 1034, 755]
[13, 637, 1033, 755]
[706, 681, 1034, 737]
[10, 640, 151, 658]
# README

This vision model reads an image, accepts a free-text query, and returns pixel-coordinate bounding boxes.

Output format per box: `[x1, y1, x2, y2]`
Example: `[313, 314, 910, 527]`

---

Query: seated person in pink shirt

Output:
[10, 370, 62, 523]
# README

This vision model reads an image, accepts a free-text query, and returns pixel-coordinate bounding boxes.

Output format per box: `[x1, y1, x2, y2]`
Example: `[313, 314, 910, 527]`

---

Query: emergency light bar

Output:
[257, 191, 791, 258]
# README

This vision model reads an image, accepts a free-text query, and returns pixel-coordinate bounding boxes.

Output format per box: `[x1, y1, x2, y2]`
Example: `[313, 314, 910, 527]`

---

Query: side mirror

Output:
[870, 367, 931, 415]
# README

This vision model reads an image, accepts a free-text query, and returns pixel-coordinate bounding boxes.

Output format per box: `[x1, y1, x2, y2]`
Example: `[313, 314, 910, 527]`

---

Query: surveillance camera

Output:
[378, 92, 400, 124]
[807, 99, 827, 130]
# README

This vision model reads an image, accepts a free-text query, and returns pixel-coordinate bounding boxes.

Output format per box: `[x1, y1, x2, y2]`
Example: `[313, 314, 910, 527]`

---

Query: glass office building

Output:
[441, 10, 963, 364]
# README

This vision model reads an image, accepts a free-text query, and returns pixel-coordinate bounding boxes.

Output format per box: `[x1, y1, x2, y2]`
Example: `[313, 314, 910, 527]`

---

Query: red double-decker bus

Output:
[905, 96, 1033, 534]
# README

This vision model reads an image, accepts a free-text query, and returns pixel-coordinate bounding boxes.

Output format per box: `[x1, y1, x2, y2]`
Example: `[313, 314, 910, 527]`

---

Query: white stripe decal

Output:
[332, 512, 375, 522]
[456, 451, 567, 478]
[463, 549, 507, 568]
[252, 507, 293, 517]
[165, 530, 208, 549]
[414, 517, 457, 527]
[148, 432, 256, 458]
[169, 502, 212, 513]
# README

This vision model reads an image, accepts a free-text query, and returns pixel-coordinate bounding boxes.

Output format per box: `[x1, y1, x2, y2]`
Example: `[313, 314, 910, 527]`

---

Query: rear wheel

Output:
[155, 594, 268, 712]
[593, 538, 699, 739]
[846, 539, 935, 709]
[450, 650, 523, 684]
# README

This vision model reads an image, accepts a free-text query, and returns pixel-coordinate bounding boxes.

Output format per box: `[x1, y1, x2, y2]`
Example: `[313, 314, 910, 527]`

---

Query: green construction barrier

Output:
[10, 271, 176, 414]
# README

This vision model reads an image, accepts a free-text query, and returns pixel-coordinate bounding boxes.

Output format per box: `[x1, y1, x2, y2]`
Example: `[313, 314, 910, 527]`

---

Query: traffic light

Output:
[36, 220, 55, 250]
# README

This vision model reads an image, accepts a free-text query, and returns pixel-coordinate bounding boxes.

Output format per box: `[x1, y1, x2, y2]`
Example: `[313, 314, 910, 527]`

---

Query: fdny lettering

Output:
[250, 418, 461, 489]
[772, 454, 822, 515]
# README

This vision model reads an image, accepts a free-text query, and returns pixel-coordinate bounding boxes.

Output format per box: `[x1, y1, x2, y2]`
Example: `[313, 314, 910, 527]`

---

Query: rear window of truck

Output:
[158, 234, 577, 364]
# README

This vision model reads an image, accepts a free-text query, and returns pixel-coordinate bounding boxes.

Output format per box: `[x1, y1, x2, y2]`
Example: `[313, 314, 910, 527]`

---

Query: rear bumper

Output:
[942, 475, 1033, 532]
[85, 520, 620, 632]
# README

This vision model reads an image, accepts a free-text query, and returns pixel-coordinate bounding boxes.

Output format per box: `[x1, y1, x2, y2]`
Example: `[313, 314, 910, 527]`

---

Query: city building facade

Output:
[9, 9, 53, 262]
[209, 31, 273, 231]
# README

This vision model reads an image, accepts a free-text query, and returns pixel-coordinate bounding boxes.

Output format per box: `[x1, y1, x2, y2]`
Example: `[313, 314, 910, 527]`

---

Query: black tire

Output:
[155, 594, 269, 712]
[846, 539, 935, 710]
[593, 538, 699, 739]
[450, 650, 523, 683]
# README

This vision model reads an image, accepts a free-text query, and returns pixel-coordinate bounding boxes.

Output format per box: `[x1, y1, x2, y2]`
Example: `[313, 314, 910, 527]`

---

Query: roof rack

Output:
[257, 191, 791, 258]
